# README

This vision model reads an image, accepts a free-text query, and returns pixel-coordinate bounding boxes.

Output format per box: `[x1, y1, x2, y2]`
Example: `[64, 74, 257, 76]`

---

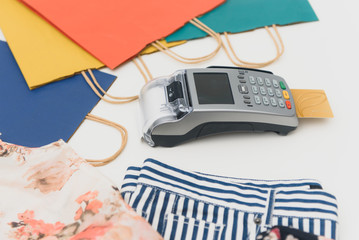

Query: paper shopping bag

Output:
[20, 0, 225, 69]
[0, 0, 104, 90]
[0, 40, 116, 147]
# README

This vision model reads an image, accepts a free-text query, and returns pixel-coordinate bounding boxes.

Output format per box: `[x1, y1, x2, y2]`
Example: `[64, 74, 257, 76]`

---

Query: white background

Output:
[2, 0, 358, 239]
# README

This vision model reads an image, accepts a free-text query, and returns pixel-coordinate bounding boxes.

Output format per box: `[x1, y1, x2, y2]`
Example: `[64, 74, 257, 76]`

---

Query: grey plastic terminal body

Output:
[139, 67, 298, 147]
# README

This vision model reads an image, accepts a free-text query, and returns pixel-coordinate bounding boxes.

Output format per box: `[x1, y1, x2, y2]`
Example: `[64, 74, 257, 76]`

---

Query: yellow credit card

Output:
[291, 89, 334, 118]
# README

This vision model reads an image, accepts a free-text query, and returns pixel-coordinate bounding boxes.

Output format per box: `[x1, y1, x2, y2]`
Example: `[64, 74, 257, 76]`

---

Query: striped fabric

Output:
[120, 159, 338, 240]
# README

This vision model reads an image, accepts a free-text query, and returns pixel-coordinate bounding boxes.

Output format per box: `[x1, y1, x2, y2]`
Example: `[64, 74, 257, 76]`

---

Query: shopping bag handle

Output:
[222, 24, 284, 68]
[83, 114, 128, 167]
[81, 55, 152, 104]
[150, 18, 222, 64]
[151, 18, 284, 68]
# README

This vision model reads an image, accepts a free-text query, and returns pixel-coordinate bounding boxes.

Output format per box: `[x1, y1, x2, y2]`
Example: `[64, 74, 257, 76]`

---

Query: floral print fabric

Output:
[0, 140, 162, 240]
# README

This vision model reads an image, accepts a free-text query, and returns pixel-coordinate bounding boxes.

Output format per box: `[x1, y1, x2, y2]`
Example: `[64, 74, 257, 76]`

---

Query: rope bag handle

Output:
[222, 24, 284, 68]
[79, 58, 152, 166]
[192, 18, 284, 68]
[83, 114, 127, 167]
[150, 18, 222, 64]
[151, 17, 284, 67]
[81, 55, 152, 104]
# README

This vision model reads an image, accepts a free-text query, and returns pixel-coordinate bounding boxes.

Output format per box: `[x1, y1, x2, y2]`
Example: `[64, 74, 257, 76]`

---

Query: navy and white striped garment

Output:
[120, 159, 338, 240]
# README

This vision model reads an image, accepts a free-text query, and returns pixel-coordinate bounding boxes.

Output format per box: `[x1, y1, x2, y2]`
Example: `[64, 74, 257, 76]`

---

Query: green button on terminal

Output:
[280, 81, 286, 90]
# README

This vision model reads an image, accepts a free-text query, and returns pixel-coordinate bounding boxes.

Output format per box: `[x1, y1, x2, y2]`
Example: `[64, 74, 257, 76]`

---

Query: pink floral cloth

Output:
[0, 140, 162, 240]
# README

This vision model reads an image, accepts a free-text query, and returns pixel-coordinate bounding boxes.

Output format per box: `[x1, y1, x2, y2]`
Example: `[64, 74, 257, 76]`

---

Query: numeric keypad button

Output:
[270, 97, 277, 107]
[252, 85, 259, 94]
[257, 77, 264, 85]
[260, 86, 266, 95]
[273, 79, 279, 88]
[249, 76, 256, 84]
[275, 89, 282, 98]
[262, 97, 269, 106]
[278, 99, 285, 108]
[267, 88, 274, 96]
[265, 78, 271, 87]
[254, 95, 261, 105]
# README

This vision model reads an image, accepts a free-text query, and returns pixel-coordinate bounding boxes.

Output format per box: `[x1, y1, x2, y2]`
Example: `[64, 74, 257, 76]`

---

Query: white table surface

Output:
[1, 0, 358, 239]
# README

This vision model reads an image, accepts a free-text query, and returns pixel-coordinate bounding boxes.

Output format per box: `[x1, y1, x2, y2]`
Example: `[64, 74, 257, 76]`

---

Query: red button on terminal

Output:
[285, 100, 292, 109]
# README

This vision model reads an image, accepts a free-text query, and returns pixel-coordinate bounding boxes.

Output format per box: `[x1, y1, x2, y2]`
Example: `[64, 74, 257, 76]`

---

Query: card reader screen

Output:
[193, 73, 234, 104]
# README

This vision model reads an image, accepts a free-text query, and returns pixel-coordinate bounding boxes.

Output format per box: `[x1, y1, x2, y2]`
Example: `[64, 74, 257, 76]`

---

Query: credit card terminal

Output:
[139, 66, 298, 147]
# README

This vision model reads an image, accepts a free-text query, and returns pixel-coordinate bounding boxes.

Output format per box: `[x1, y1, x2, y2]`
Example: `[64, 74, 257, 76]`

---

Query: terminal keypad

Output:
[237, 72, 293, 111]
[247, 75, 291, 109]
